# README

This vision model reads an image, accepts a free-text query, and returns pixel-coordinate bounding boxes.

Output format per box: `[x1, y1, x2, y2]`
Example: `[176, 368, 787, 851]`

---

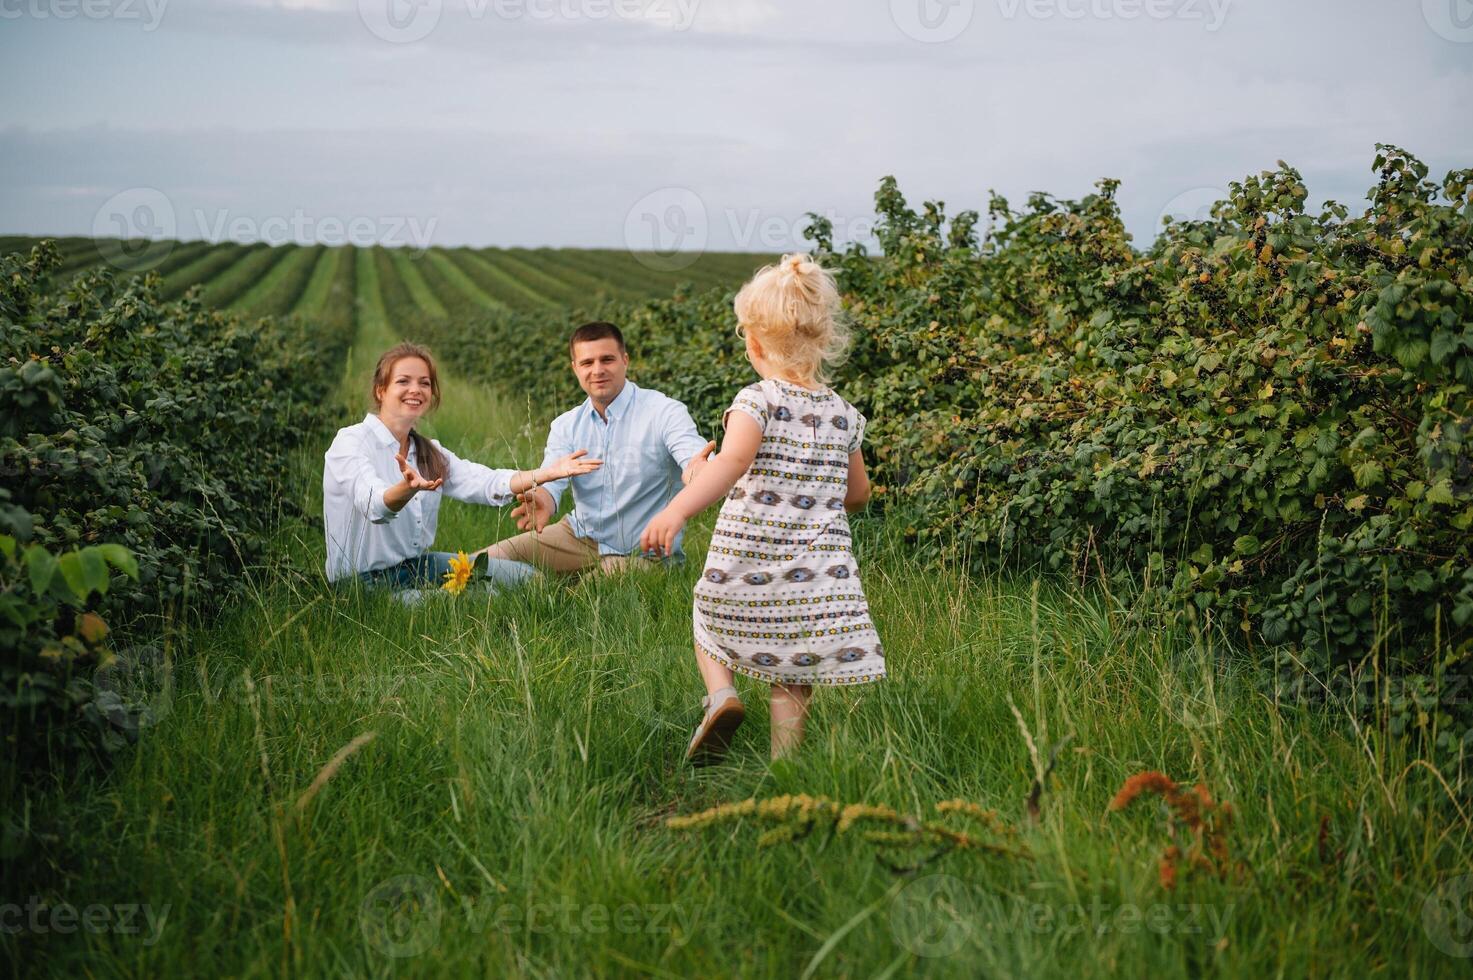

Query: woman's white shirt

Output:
[322, 412, 516, 581]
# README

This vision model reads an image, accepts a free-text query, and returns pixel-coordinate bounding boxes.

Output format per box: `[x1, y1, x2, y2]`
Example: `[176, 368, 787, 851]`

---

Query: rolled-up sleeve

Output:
[662, 399, 708, 471]
[439, 442, 516, 507]
[536, 415, 575, 510]
[325, 432, 397, 524]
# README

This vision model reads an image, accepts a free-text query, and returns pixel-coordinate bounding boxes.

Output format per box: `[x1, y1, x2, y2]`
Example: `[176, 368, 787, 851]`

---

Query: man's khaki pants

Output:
[486, 516, 655, 576]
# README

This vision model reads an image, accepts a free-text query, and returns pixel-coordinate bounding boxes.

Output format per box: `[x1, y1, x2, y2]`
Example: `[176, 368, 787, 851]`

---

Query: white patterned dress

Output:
[692, 378, 885, 686]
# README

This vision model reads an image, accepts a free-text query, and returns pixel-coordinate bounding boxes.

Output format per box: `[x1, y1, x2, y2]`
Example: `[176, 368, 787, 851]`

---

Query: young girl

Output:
[639, 253, 884, 763]
[323, 341, 602, 589]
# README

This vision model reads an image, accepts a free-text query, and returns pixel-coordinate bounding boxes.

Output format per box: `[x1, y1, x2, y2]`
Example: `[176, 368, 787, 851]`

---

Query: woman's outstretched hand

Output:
[639, 506, 687, 558]
[546, 449, 603, 481]
[396, 451, 443, 492]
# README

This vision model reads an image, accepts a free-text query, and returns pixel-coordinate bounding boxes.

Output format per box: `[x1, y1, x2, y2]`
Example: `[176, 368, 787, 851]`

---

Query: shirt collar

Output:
[585, 379, 638, 424]
[363, 412, 399, 449]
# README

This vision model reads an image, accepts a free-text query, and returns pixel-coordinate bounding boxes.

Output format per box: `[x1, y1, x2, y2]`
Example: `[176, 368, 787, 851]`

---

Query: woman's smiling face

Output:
[376, 356, 434, 423]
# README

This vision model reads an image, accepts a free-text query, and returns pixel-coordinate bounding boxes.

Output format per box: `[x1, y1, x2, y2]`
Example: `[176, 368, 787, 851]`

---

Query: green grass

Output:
[547, 247, 679, 296]
[521, 248, 646, 303]
[9, 290, 1471, 977]
[233, 245, 323, 316]
[451, 248, 563, 312]
[355, 246, 389, 337]
[196, 244, 287, 310]
[480, 249, 586, 307]
[158, 242, 251, 300]
[291, 246, 345, 317]
[420, 249, 509, 317]
[388, 249, 449, 319]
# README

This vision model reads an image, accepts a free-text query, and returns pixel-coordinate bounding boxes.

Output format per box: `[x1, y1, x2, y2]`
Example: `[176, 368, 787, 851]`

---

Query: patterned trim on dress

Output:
[703, 623, 875, 641]
[748, 468, 848, 485]
[703, 609, 862, 625]
[720, 514, 848, 531]
[753, 451, 849, 469]
[694, 637, 884, 686]
[706, 543, 849, 560]
[765, 382, 836, 402]
[695, 593, 869, 607]
[745, 434, 851, 451]
[710, 528, 846, 547]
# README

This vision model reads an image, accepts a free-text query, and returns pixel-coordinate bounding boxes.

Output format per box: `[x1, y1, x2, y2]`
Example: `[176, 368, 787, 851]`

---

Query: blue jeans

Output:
[355, 551, 541, 590]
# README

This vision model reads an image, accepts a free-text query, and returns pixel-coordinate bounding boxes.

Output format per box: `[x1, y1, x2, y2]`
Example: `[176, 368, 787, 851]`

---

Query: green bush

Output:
[1, 242, 353, 771]
[430, 146, 1473, 747]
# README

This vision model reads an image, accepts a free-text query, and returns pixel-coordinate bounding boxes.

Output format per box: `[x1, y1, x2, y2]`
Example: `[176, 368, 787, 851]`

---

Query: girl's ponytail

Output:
[734, 252, 850, 383]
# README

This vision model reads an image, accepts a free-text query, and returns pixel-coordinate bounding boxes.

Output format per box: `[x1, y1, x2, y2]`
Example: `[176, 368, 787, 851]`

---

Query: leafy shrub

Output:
[1, 242, 353, 771]
[0, 536, 139, 766]
[428, 146, 1473, 747]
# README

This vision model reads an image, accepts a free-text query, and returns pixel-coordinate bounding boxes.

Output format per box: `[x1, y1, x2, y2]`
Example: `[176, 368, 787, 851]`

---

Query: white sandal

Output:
[685, 686, 745, 764]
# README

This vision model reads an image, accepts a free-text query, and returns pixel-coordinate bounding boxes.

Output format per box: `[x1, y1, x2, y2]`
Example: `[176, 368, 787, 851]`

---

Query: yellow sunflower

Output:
[441, 551, 474, 595]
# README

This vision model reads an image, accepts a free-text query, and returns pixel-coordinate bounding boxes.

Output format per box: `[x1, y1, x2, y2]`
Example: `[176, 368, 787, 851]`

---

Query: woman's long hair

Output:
[371, 342, 447, 482]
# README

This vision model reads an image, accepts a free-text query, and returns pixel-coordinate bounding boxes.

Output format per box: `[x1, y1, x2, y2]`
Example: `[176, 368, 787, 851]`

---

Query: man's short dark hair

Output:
[569, 321, 626, 358]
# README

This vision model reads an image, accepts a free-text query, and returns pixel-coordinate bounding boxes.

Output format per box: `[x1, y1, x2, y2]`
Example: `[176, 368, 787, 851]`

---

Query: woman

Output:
[323, 341, 601, 589]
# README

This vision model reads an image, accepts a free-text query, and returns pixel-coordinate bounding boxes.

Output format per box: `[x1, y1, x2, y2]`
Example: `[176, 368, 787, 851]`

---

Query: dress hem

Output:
[693, 637, 886, 687]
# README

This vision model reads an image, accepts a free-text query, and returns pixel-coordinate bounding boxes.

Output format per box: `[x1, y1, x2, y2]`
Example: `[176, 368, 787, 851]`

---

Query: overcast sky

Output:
[2, 0, 1470, 253]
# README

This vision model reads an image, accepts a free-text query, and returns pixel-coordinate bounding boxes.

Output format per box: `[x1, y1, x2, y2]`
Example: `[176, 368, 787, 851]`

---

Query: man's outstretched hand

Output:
[512, 486, 555, 533]
[683, 441, 717, 485]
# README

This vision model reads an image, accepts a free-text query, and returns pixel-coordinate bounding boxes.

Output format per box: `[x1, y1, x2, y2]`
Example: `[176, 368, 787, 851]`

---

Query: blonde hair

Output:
[733, 252, 850, 385]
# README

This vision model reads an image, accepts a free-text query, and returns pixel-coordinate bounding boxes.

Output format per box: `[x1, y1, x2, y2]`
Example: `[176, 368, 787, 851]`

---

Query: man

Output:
[479, 321, 715, 574]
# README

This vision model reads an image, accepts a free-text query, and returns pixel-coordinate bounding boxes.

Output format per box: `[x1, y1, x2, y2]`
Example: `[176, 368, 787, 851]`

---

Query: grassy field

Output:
[5, 226, 1467, 972]
[7, 238, 1472, 977]
[14, 238, 773, 315]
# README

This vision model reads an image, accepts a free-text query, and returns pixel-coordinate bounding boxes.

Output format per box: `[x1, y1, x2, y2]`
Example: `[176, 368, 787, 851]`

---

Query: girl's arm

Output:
[666, 412, 762, 519]
[844, 449, 870, 513]
[639, 412, 763, 556]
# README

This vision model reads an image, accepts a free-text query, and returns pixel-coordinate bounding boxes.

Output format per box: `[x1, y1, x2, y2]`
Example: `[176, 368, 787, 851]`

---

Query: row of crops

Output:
[0, 236, 773, 320]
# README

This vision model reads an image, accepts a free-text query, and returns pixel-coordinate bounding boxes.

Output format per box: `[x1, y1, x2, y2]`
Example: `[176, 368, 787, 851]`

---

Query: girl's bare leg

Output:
[770, 683, 814, 759]
[686, 645, 744, 764]
[695, 645, 736, 696]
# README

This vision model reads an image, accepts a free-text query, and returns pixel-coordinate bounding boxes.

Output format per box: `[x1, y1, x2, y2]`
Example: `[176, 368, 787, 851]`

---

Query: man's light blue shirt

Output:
[538, 380, 709, 557]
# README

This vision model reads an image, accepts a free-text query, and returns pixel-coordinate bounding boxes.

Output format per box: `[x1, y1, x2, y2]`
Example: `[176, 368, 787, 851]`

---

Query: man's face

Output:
[570, 338, 630, 402]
